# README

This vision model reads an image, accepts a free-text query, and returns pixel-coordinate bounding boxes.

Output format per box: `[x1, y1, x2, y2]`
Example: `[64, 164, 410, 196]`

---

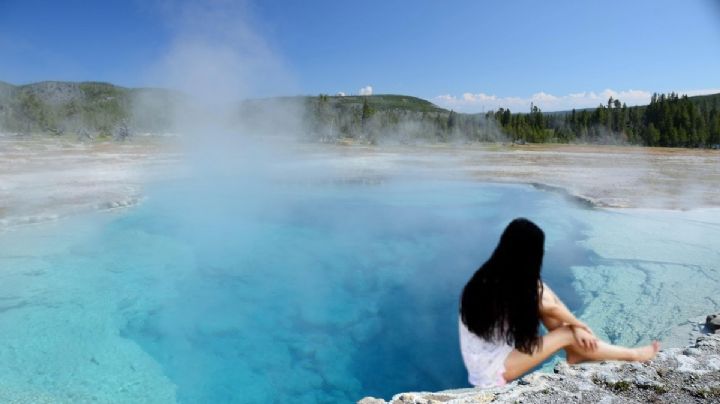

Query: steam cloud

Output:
[139, 0, 311, 182]
[359, 85, 373, 96]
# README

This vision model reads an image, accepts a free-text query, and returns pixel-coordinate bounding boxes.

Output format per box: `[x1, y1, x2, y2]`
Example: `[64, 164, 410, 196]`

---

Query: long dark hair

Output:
[460, 218, 544, 354]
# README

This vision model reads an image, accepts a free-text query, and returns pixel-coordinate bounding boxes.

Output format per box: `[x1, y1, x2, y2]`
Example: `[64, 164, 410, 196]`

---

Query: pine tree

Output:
[361, 97, 374, 127]
[447, 110, 457, 131]
[502, 108, 511, 126]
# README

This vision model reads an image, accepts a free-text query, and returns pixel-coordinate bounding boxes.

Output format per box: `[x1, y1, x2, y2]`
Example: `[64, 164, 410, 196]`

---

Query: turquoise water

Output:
[2, 178, 718, 403]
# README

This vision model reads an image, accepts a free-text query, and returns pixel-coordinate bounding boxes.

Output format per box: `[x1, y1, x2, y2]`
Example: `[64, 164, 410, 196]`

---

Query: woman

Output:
[459, 218, 659, 388]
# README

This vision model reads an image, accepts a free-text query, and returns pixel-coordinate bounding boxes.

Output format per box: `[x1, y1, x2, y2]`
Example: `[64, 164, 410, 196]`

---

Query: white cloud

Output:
[359, 85, 373, 96]
[434, 88, 720, 113]
[336, 92, 346, 97]
[680, 88, 720, 97]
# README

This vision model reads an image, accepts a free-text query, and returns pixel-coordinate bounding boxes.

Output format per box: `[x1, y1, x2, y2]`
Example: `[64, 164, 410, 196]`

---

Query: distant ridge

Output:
[1, 80, 718, 147]
[547, 92, 720, 116]
[2, 79, 718, 115]
[0, 81, 180, 136]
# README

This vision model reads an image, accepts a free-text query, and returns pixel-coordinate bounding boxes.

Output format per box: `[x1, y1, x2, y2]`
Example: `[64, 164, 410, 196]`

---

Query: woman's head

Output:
[460, 218, 545, 354]
[491, 217, 545, 282]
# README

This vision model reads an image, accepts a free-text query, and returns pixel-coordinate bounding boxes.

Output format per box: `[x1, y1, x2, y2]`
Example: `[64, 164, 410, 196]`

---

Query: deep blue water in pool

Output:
[118, 180, 591, 402]
[0, 180, 594, 403]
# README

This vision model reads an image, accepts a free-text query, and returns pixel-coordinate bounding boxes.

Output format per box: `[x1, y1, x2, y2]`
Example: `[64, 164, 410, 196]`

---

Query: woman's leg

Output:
[540, 312, 659, 365]
[565, 339, 659, 364]
[503, 324, 660, 381]
[538, 284, 606, 364]
[540, 312, 587, 364]
[503, 325, 573, 381]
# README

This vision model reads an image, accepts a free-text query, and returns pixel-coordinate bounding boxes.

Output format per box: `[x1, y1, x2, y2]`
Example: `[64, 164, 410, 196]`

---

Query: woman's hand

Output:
[571, 326, 598, 352]
[574, 321, 595, 336]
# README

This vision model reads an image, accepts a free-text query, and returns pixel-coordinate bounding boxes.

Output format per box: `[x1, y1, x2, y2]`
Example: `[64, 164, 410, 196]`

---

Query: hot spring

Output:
[0, 163, 718, 403]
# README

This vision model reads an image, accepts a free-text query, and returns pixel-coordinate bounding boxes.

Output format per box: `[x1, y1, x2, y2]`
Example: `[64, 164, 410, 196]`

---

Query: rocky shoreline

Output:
[359, 315, 720, 403]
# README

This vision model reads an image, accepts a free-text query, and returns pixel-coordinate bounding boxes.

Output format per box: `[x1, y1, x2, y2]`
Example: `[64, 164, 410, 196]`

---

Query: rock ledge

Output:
[359, 333, 720, 403]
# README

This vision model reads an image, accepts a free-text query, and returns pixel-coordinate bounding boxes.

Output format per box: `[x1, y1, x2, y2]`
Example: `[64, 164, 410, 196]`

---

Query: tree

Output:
[447, 110, 457, 131]
[502, 108, 511, 127]
[646, 123, 660, 146]
[709, 109, 720, 146]
[113, 121, 130, 141]
[17, 92, 51, 132]
[361, 97, 374, 128]
[77, 128, 93, 142]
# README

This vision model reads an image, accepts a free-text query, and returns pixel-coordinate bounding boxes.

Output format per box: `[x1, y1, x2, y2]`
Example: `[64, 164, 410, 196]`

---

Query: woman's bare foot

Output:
[633, 341, 661, 362]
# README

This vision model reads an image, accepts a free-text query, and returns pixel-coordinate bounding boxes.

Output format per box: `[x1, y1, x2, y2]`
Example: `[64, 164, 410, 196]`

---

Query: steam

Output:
[150, 1, 294, 104]
[129, 2, 326, 396]
[359, 85, 373, 96]
[362, 111, 508, 146]
[139, 0, 309, 182]
[124, 2, 718, 400]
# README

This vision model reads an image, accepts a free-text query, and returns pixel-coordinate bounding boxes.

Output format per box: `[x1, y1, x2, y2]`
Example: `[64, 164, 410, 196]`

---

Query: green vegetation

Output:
[609, 380, 633, 392]
[488, 93, 720, 147]
[0, 81, 179, 139]
[1, 80, 718, 148]
[302, 94, 504, 144]
[302, 92, 720, 147]
[691, 386, 720, 399]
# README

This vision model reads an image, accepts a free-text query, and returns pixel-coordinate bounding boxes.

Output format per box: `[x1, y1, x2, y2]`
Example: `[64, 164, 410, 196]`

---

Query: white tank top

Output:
[458, 319, 514, 387]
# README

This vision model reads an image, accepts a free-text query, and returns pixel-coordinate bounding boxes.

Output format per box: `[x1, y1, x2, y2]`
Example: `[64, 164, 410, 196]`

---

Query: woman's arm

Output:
[540, 283, 593, 333]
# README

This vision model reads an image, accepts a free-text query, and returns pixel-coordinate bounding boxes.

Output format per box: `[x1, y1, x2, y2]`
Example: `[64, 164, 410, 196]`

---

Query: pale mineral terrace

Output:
[1, 136, 718, 225]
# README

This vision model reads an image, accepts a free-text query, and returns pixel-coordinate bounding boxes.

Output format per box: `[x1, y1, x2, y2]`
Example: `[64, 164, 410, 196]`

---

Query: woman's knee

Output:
[540, 313, 564, 330]
[543, 325, 575, 350]
[504, 325, 576, 380]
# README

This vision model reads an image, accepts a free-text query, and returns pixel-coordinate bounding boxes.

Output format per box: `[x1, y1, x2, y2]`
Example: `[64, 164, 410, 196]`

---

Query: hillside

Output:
[318, 94, 445, 112]
[0, 81, 179, 137]
[0, 81, 450, 138]
[685, 92, 720, 109]
[296, 93, 500, 143]
[548, 92, 720, 116]
[1, 80, 718, 147]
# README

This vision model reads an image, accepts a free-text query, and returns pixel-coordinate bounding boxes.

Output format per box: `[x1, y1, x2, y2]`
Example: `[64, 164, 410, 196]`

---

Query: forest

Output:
[486, 92, 720, 147]
[2, 80, 719, 148]
[303, 91, 720, 147]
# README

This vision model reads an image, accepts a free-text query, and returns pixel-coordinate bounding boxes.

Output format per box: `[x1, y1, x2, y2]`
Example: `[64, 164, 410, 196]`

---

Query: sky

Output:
[1, 0, 719, 112]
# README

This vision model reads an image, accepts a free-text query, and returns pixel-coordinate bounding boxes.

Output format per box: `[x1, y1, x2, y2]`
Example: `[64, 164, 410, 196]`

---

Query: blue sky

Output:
[1, 0, 719, 111]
